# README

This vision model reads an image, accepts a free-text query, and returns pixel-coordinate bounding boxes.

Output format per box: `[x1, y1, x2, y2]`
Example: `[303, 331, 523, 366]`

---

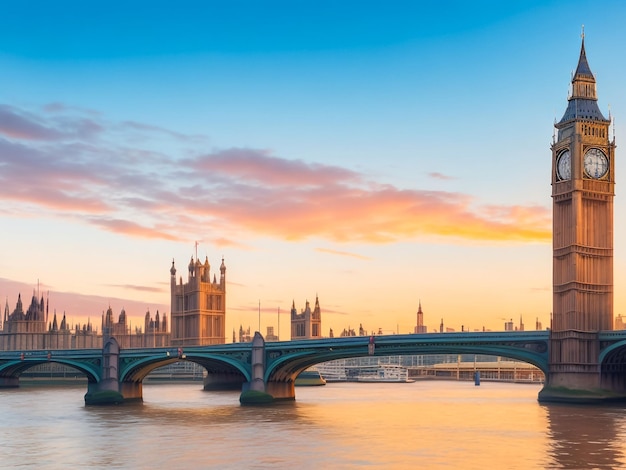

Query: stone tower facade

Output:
[290, 296, 322, 340]
[170, 255, 226, 346]
[549, 35, 616, 389]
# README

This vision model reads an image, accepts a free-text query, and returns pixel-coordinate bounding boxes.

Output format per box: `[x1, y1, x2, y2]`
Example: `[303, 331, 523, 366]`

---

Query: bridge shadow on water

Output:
[80, 383, 320, 437]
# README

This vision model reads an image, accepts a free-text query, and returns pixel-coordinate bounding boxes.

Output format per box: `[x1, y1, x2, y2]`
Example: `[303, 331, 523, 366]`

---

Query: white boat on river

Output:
[353, 363, 414, 383]
[316, 358, 414, 383]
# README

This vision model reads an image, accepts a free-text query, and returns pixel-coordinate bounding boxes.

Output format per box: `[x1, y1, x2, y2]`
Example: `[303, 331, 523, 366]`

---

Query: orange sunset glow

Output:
[1, 6, 624, 338]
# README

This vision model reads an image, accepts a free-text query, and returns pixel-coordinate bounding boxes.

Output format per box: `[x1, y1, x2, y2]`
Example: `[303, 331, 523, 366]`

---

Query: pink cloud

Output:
[315, 248, 371, 260]
[4, 187, 110, 213]
[210, 184, 551, 243]
[208, 237, 252, 250]
[106, 284, 166, 293]
[1, 103, 551, 245]
[428, 171, 456, 180]
[190, 148, 361, 187]
[89, 219, 181, 241]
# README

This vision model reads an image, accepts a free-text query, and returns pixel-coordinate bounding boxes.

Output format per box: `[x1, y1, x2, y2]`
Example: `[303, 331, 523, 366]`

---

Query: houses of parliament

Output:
[1, 290, 170, 351]
[0, 254, 324, 351]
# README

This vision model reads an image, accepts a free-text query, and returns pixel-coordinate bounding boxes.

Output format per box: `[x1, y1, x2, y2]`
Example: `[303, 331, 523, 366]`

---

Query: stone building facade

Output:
[170, 255, 226, 346]
[101, 306, 170, 349]
[290, 296, 322, 340]
[1, 253, 229, 351]
[0, 292, 169, 351]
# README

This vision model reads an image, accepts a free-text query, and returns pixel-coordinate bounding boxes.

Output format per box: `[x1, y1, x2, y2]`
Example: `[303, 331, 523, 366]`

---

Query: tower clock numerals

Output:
[557, 149, 571, 181]
[584, 148, 609, 179]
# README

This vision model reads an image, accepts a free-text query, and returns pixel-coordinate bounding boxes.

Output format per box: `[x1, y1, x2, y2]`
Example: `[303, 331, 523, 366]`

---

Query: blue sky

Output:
[1, 1, 625, 336]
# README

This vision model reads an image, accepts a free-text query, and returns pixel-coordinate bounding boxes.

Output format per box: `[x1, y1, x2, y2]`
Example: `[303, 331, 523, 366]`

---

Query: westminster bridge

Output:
[2, 330, 626, 404]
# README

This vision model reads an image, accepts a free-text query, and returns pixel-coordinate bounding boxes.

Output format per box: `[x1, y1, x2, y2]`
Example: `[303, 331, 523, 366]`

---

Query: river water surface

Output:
[2, 380, 626, 469]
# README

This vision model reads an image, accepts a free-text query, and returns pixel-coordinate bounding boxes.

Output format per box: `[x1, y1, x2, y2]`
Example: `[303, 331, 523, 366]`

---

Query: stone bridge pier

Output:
[84, 337, 126, 405]
[239, 332, 295, 404]
[264, 381, 295, 401]
[119, 381, 143, 402]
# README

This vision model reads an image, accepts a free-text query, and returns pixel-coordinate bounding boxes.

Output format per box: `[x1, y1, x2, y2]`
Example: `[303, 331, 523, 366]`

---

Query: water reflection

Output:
[5, 381, 626, 469]
[84, 387, 315, 427]
[544, 403, 626, 469]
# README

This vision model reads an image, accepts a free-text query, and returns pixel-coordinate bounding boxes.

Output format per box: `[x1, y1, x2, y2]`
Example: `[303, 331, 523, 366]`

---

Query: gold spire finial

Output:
[581, 24, 585, 40]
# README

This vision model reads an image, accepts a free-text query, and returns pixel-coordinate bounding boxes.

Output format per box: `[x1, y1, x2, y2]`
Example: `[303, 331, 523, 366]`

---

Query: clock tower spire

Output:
[543, 33, 616, 398]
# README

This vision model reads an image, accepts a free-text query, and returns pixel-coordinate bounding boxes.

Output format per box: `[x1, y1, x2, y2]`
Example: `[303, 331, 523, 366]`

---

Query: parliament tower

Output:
[170, 255, 227, 346]
[548, 34, 616, 390]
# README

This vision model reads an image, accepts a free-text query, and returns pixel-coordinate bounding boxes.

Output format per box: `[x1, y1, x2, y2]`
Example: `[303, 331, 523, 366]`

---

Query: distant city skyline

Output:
[1, 2, 625, 337]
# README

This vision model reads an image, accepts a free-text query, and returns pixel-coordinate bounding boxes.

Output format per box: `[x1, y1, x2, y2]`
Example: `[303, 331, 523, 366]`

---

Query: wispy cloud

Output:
[89, 218, 181, 241]
[120, 120, 208, 143]
[189, 148, 360, 187]
[0, 103, 551, 245]
[0, 104, 102, 141]
[428, 171, 456, 181]
[107, 284, 165, 293]
[0, 105, 64, 140]
[315, 248, 371, 260]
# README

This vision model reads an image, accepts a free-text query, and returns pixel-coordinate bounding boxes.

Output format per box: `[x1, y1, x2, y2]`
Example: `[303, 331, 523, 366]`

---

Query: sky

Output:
[1, 1, 625, 338]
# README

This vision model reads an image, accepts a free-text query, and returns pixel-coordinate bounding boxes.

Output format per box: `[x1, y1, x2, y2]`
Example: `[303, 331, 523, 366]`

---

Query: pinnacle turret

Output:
[170, 259, 176, 276]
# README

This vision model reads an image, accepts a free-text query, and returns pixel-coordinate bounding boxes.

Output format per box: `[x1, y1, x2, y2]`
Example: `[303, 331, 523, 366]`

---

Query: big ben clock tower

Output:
[547, 33, 616, 393]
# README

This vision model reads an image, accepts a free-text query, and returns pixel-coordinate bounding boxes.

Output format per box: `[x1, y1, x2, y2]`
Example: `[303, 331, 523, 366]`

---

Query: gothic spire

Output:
[568, 33, 597, 102]
[3, 297, 8, 323]
[558, 33, 608, 125]
[573, 34, 594, 80]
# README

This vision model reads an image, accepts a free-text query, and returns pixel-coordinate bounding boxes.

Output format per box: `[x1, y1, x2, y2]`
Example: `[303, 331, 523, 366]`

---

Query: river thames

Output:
[2, 380, 626, 469]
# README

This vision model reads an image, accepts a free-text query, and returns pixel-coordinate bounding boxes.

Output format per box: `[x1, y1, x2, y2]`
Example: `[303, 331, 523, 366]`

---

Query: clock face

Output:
[557, 149, 571, 181]
[584, 148, 609, 179]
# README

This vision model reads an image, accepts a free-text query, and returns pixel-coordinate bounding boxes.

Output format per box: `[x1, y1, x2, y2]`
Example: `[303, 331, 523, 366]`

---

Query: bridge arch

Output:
[597, 339, 626, 393]
[599, 340, 626, 366]
[599, 340, 626, 376]
[0, 357, 101, 383]
[264, 333, 549, 384]
[119, 352, 251, 384]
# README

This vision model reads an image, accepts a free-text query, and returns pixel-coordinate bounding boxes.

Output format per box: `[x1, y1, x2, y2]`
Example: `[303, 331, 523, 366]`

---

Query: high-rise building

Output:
[170, 255, 226, 346]
[414, 301, 427, 333]
[549, 34, 616, 387]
